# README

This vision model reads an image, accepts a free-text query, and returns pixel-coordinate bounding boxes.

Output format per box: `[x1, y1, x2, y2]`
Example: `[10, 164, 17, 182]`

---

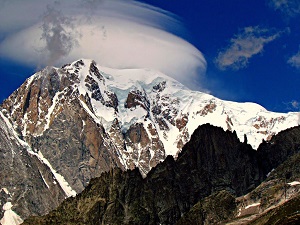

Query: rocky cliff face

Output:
[0, 112, 67, 223]
[0, 59, 299, 223]
[257, 125, 300, 177]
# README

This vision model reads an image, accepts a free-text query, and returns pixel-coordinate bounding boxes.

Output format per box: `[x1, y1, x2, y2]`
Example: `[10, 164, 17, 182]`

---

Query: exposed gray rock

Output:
[30, 97, 124, 193]
[0, 112, 66, 220]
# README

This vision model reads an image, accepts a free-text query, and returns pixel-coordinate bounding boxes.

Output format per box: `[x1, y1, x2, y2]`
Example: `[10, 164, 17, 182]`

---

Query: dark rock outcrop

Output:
[175, 190, 237, 225]
[229, 151, 300, 224]
[23, 124, 300, 225]
[250, 194, 300, 225]
[257, 126, 300, 178]
[22, 124, 269, 225]
[125, 89, 150, 111]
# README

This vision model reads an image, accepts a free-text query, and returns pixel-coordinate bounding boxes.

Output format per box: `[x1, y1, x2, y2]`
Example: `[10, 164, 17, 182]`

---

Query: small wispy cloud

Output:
[269, 0, 300, 17]
[283, 100, 300, 111]
[288, 49, 300, 69]
[215, 26, 282, 70]
[292, 100, 300, 109]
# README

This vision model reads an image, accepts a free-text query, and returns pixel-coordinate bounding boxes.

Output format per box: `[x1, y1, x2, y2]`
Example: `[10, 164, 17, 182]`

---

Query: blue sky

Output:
[0, 0, 299, 112]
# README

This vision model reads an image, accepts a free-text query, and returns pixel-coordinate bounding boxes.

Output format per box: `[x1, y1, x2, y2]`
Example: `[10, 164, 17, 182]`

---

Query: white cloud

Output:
[215, 26, 282, 70]
[0, 0, 206, 89]
[288, 49, 300, 69]
[269, 0, 300, 17]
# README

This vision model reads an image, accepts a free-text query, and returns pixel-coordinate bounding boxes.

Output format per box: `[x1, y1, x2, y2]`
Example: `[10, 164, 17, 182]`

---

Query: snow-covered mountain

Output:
[0, 59, 299, 222]
[2, 59, 299, 174]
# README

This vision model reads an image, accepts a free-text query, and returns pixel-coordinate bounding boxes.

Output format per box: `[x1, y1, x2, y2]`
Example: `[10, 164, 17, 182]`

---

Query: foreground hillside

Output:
[23, 124, 300, 225]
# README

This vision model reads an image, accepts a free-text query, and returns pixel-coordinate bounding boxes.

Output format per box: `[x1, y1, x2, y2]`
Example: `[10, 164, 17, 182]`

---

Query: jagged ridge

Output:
[22, 124, 300, 225]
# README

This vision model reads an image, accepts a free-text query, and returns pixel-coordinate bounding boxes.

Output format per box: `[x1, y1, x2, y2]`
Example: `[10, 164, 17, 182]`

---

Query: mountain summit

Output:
[0, 59, 299, 223]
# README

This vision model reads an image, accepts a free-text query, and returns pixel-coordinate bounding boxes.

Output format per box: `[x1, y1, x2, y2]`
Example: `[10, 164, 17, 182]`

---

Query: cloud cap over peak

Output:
[0, 0, 206, 89]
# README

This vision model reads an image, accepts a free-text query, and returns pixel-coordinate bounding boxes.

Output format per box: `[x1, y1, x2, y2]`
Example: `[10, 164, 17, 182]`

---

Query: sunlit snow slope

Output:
[68, 59, 298, 151]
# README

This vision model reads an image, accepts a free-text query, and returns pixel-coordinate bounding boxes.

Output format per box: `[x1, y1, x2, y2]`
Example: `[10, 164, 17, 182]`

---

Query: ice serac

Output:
[1, 59, 299, 180]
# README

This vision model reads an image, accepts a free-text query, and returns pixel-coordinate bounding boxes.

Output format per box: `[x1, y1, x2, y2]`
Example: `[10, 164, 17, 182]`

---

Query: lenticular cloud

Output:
[0, 0, 206, 88]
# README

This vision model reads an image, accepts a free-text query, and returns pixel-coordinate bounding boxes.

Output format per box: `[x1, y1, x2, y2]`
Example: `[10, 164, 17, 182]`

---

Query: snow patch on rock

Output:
[0, 202, 23, 225]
